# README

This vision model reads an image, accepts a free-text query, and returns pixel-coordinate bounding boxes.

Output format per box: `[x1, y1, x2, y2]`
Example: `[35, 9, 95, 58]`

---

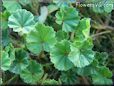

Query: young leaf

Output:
[3, 0, 22, 13]
[55, 7, 80, 32]
[20, 60, 44, 84]
[9, 49, 29, 74]
[50, 40, 74, 71]
[1, 51, 11, 71]
[8, 9, 35, 35]
[75, 18, 91, 41]
[68, 38, 95, 68]
[26, 23, 56, 55]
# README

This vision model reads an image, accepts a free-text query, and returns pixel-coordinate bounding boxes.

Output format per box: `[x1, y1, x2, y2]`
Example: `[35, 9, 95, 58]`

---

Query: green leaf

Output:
[3, 0, 22, 13]
[96, 66, 112, 78]
[53, 0, 76, 6]
[92, 0, 114, 13]
[42, 79, 58, 85]
[47, 4, 58, 14]
[68, 38, 95, 68]
[5, 43, 15, 62]
[91, 66, 113, 85]
[92, 74, 113, 85]
[95, 52, 108, 65]
[19, 0, 31, 6]
[55, 7, 80, 32]
[26, 23, 56, 55]
[50, 40, 74, 71]
[20, 60, 44, 84]
[1, 51, 11, 71]
[56, 30, 69, 41]
[0, 11, 10, 29]
[8, 9, 35, 35]
[75, 18, 91, 41]
[2, 29, 11, 47]
[9, 49, 29, 74]
[60, 69, 79, 84]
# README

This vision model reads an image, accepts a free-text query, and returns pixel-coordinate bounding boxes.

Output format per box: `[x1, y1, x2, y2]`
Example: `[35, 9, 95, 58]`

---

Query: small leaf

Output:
[8, 9, 35, 35]
[75, 18, 91, 41]
[1, 51, 11, 71]
[68, 38, 95, 68]
[26, 23, 56, 55]
[3, 0, 22, 13]
[55, 7, 80, 32]
[5, 43, 15, 62]
[47, 4, 58, 14]
[50, 40, 74, 71]
[9, 49, 29, 74]
[20, 60, 44, 84]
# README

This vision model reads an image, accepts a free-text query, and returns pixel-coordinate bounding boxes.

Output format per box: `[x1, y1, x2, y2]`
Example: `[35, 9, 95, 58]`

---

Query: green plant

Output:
[1, 0, 114, 85]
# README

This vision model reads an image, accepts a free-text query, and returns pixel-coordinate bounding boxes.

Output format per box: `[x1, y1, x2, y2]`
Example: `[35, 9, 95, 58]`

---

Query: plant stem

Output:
[91, 30, 111, 38]
[81, 76, 89, 85]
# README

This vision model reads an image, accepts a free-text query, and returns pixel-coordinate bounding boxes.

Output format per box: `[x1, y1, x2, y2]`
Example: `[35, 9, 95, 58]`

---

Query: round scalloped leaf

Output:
[50, 40, 74, 71]
[92, 0, 114, 13]
[42, 79, 59, 85]
[55, 7, 80, 32]
[9, 49, 29, 74]
[1, 51, 11, 71]
[3, 0, 22, 13]
[26, 23, 56, 55]
[20, 60, 44, 84]
[8, 9, 35, 35]
[68, 38, 95, 68]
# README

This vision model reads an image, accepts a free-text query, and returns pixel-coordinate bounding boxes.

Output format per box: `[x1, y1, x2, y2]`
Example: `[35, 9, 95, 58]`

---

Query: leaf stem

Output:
[70, 32, 75, 41]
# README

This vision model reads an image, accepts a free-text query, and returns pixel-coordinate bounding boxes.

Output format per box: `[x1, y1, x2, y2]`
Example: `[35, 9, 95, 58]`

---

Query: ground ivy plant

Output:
[1, 0, 114, 85]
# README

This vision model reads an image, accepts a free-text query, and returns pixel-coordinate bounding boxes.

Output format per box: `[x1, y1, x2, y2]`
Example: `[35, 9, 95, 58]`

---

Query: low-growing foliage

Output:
[1, 0, 114, 85]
